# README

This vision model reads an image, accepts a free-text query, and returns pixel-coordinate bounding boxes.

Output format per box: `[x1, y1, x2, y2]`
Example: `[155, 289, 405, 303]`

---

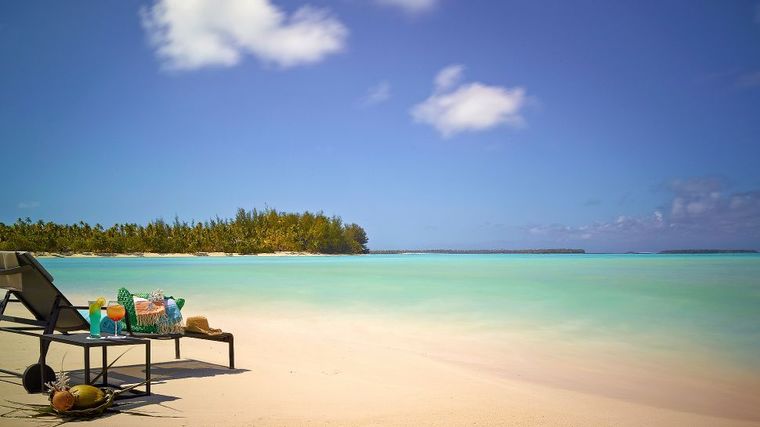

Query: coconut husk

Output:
[1, 383, 181, 422]
[48, 388, 116, 417]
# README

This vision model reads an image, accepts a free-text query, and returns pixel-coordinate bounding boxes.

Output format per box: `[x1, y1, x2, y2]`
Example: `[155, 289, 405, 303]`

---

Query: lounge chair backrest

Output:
[0, 251, 88, 332]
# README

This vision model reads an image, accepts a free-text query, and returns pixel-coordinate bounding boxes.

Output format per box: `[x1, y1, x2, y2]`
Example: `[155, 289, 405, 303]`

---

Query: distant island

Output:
[370, 249, 585, 254]
[658, 249, 758, 254]
[372, 249, 759, 255]
[0, 208, 369, 255]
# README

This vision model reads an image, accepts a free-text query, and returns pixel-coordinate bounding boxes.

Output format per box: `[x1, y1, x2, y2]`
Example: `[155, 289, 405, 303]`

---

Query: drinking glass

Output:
[88, 300, 101, 338]
[106, 301, 126, 338]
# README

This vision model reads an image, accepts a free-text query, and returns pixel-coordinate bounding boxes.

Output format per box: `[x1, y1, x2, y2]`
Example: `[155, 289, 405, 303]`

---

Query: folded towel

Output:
[133, 296, 165, 326]
[157, 298, 184, 334]
[100, 316, 123, 335]
[164, 298, 182, 323]
[0, 252, 22, 291]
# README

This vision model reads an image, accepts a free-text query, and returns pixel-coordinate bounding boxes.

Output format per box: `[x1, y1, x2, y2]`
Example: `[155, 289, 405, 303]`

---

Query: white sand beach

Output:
[1, 303, 759, 426]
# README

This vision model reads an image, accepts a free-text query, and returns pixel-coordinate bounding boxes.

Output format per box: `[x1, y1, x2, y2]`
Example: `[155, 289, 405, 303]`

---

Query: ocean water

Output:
[39, 254, 760, 372]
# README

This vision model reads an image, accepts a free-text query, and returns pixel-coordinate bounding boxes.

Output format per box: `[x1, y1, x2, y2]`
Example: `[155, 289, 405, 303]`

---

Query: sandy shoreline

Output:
[1, 303, 759, 426]
[34, 251, 333, 258]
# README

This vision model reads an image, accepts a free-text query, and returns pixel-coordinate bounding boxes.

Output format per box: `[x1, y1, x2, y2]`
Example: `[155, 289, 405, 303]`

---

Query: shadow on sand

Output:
[73, 359, 247, 385]
[63, 359, 248, 415]
[1, 360, 247, 422]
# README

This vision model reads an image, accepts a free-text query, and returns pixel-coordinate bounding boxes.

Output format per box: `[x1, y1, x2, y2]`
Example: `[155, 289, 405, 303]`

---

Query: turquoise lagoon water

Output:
[39, 254, 760, 371]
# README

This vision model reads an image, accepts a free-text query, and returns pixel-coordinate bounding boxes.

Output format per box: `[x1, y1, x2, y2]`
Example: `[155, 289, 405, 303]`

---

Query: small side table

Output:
[39, 333, 150, 397]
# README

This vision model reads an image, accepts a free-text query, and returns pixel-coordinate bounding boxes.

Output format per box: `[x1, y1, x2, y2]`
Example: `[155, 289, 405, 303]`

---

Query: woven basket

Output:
[48, 388, 115, 417]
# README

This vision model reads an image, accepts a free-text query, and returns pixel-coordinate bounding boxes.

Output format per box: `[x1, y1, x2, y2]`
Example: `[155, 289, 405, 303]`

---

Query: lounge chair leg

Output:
[39, 339, 46, 393]
[102, 347, 108, 386]
[174, 337, 180, 359]
[84, 347, 90, 385]
[38, 339, 51, 364]
[228, 335, 235, 369]
[0, 291, 10, 316]
[145, 342, 151, 396]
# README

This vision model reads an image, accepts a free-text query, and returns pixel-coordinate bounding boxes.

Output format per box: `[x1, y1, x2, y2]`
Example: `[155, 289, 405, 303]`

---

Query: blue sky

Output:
[1, 0, 759, 251]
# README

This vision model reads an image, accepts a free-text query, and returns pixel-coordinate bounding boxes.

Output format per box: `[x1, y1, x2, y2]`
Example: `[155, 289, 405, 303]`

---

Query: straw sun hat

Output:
[184, 316, 223, 335]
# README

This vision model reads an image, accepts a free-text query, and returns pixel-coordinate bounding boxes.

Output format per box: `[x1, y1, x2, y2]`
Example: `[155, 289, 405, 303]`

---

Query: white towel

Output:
[0, 252, 22, 291]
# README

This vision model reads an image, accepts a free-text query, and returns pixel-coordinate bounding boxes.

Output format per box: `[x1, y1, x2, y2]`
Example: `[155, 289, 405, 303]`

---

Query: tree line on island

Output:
[0, 208, 369, 255]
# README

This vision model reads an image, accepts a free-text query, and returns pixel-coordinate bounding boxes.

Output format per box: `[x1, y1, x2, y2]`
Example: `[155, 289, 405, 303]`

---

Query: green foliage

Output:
[0, 209, 369, 255]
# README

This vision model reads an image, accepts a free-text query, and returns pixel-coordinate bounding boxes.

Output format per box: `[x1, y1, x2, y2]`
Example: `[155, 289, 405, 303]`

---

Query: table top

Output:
[40, 332, 148, 347]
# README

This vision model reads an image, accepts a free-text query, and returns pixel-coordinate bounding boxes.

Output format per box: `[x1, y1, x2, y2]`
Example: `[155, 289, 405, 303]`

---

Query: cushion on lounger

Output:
[0, 252, 22, 291]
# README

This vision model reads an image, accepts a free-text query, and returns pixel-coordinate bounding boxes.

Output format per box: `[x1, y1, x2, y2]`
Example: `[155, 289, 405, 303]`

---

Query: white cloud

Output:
[140, 0, 348, 70]
[526, 177, 760, 250]
[375, 0, 438, 14]
[434, 64, 464, 91]
[361, 81, 391, 106]
[18, 201, 40, 209]
[411, 65, 528, 137]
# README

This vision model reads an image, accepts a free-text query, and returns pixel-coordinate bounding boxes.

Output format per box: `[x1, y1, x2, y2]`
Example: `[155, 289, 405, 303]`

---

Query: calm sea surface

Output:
[39, 254, 760, 371]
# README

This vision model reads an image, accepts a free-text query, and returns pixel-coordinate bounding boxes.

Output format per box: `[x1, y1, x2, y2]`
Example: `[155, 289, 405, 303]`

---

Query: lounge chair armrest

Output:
[59, 305, 89, 310]
[0, 265, 32, 276]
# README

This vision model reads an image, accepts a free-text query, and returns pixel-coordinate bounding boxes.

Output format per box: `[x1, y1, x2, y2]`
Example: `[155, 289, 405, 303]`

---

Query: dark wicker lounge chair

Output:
[0, 251, 90, 391]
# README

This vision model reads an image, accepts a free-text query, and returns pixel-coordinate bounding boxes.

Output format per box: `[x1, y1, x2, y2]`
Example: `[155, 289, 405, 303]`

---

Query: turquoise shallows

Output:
[43, 254, 760, 371]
